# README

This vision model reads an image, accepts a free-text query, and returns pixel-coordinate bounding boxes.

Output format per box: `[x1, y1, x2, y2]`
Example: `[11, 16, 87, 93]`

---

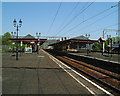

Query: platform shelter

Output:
[9, 34, 47, 52]
[49, 35, 98, 51]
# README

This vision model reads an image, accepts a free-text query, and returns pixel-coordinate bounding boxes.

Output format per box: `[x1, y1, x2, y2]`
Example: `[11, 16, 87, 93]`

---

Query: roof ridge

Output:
[71, 35, 89, 40]
[24, 34, 35, 39]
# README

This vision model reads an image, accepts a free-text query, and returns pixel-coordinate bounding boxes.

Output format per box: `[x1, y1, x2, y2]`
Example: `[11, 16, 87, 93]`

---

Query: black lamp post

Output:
[36, 32, 41, 54]
[13, 19, 22, 60]
[86, 34, 90, 55]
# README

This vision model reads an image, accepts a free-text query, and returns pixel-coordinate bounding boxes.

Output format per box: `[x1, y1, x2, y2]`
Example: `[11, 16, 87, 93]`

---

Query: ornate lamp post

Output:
[86, 34, 90, 55]
[13, 19, 22, 60]
[36, 32, 41, 54]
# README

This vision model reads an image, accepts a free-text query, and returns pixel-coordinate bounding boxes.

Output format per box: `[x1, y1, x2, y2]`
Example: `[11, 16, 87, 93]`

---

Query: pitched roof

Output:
[71, 35, 89, 40]
[23, 34, 35, 39]
[98, 37, 106, 42]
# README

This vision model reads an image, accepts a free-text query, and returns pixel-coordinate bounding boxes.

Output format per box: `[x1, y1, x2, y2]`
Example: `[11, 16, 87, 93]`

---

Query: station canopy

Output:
[49, 35, 98, 46]
[9, 34, 47, 45]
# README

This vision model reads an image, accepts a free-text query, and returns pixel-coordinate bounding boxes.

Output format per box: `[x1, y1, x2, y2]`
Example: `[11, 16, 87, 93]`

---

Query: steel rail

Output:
[55, 55, 120, 94]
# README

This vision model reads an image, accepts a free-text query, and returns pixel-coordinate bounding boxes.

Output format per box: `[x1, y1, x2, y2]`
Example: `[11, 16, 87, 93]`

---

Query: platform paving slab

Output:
[2, 50, 110, 95]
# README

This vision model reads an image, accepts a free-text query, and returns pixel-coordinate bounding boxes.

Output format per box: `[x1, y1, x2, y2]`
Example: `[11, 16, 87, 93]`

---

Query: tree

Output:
[0, 35, 2, 45]
[112, 36, 120, 44]
[92, 43, 102, 50]
[104, 36, 120, 50]
[2, 32, 12, 45]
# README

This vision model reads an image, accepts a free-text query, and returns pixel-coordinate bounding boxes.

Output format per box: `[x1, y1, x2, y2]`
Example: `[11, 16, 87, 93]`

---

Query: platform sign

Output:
[113, 44, 119, 48]
[25, 48, 32, 53]
[21, 41, 23, 47]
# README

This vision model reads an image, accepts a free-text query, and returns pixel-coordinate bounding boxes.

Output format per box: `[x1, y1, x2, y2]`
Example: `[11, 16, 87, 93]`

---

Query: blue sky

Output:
[2, 2, 119, 40]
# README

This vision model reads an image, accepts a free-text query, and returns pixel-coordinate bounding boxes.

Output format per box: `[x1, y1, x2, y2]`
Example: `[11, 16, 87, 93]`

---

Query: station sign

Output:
[30, 41, 35, 44]
[107, 45, 110, 47]
[21, 41, 23, 46]
[25, 48, 32, 53]
[113, 44, 119, 48]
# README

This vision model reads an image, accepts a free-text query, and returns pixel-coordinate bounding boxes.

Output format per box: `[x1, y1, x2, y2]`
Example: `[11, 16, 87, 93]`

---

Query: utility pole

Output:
[103, 29, 119, 56]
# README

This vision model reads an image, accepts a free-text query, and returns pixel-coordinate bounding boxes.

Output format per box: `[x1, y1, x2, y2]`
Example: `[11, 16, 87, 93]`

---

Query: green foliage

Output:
[104, 37, 120, 50]
[2, 32, 12, 45]
[92, 36, 120, 51]
[2, 32, 13, 52]
[104, 40, 108, 50]
[92, 43, 102, 50]
[11, 42, 25, 49]
[104, 39, 111, 50]
[112, 36, 120, 44]
[2, 32, 26, 52]
[0, 36, 2, 45]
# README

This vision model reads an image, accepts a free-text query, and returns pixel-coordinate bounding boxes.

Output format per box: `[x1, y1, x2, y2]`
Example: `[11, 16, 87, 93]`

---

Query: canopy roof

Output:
[49, 35, 98, 46]
[9, 34, 47, 45]
[24, 34, 35, 39]
[71, 35, 89, 40]
[98, 37, 106, 42]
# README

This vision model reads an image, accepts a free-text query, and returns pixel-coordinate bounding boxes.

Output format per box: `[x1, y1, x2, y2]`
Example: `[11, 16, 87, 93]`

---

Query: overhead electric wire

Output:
[56, 1, 95, 35]
[67, 9, 117, 37]
[54, 1, 80, 36]
[68, 23, 118, 39]
[85, 24, 118, 39]
[85, 23, 118, 35]
[55, 0, 96, 36]
[46, 1, 62, 36]
[60, 4, 118, 37]
[55, 1, 90, 36]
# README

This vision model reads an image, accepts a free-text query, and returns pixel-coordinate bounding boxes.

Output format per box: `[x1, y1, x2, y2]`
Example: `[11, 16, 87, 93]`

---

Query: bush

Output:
[92, 43, 102, 50]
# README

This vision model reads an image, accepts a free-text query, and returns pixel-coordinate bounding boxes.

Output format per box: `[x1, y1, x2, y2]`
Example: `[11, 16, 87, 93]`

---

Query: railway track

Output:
[54, 55, 120, 94]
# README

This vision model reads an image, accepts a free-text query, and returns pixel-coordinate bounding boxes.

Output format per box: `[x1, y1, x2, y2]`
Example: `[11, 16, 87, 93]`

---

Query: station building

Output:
[49, 35, 98, 52]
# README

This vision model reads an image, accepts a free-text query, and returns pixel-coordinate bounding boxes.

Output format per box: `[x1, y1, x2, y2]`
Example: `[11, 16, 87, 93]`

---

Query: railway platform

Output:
[2, 49, 112, 95]
[68, 52, 120, 64]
